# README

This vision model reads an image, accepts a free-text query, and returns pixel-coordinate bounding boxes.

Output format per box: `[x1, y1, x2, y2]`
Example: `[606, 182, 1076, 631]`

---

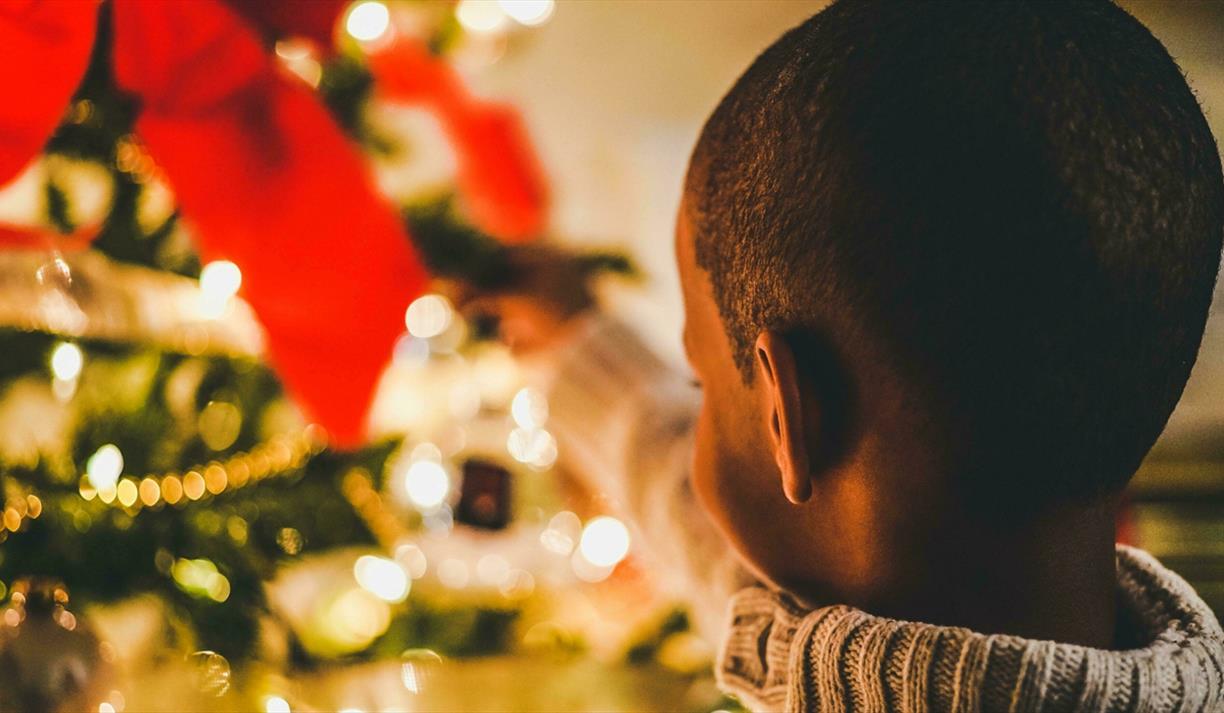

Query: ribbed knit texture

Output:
[538, 315, 1224, 712]
[717, 546, 1224, 712]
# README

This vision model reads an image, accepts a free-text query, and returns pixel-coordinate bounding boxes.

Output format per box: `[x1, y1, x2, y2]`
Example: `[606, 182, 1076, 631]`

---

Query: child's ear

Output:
[755, 331, 812, 504]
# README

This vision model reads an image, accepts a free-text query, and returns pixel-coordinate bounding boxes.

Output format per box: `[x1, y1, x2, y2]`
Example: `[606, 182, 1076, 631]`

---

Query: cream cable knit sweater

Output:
[540, 315, 1224, 712]
[719, 546, 1224, 712]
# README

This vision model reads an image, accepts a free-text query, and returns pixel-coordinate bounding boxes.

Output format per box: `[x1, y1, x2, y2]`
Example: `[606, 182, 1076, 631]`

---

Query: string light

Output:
[403, 459, 450, 510]
[539, 510, 581, 556]
[510, 387, 548, 429]
[455, 0, 509, 33]
[198, 260, 242, 319]
[341, 468, 413, 550]
[404, 294, 454, 339]
[353, 555, 410, 603]
[183, 471, 206, 501]
[578, 516, 630, 568]
[78, 428, 323, 511]
[139, 478, 160, 507]
[1, 492, 44, 533]
[394, 542, 428, 579]
[49, 341, 83, 381]
[171, 558, 230, 602]
[116, 479, 138, 508]
[507, 426, 557, 470]
[199, 260, 241, 298]
[498, 0, 554, 26]
[345, 1, 391, 42]
[86, 444, 123, 491]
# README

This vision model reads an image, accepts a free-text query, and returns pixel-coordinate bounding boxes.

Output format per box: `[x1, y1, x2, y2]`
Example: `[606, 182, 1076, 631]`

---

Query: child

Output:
[460, 1, 1224, 710]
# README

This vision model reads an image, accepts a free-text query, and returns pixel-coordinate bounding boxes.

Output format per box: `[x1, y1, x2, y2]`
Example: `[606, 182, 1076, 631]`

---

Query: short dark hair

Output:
[688, 0, 1224, 507]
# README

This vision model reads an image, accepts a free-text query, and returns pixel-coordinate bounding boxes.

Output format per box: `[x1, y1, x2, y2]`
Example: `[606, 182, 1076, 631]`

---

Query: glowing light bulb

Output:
[511, 387, 548, 429]
[353, 555, 410, 603]
[507, 427, 557, 470]
[394, 542, 428, 579]
[199, 260, 242, 299]
[264, 696, 291, 713]
[498, 0, 554, 26]
[50, 342, 83, 381]
[403, 460, 449, 510]
[346, 1, 390, 41]
[86, 444, 123, 490]
[456, 0, 508, 33]
[539, 510, 581, 555]
[116, 479, 138, 508]
[404, 294, 454, 338]
[578, 516, 630, 568]
[198, 260, 242, 318]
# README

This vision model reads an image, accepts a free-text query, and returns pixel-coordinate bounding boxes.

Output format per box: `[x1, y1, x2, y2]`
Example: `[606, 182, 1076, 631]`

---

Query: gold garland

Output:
[339, 467, 411, 550]
[77, 425, 327, 511]
[0, 249, 264, 357]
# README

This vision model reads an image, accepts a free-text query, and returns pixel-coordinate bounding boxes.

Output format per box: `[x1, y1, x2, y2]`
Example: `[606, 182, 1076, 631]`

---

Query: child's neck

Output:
[868, 500, 1120, 649]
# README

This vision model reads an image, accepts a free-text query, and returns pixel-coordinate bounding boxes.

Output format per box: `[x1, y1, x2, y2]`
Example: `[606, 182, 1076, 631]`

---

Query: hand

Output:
[442, 244, 595, 355]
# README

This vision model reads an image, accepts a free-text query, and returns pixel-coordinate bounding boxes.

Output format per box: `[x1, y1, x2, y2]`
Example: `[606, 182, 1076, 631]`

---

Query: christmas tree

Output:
[0, 2, 719, 711]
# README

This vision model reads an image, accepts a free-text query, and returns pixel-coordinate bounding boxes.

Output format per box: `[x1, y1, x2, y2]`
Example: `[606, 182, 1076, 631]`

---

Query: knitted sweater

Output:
[719, 546, 1224, 712]
[540, 315, 1224, 712]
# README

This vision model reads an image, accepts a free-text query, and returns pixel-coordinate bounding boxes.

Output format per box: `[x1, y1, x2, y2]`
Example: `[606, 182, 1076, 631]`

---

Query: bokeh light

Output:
[403, 459, 450, 510]
[345, 1, 391, 41]
[394, 542, 428, 579]
[511, 387, 548, 429]
[353, 555, 410, 603]
[498, 0, 554, 26]
[198, 260, 242, 318]
[578, 516, 630, 568]
[186, 650, 231, 696]
[50, 341, 83, 381]
[199, 260, 242, 300]
[86, 444, 123, 491]
[539, 510, 582, 556]
[456, 0, 509, 33]
[405, 294, 454, 339]
[400, 649, 444, 694]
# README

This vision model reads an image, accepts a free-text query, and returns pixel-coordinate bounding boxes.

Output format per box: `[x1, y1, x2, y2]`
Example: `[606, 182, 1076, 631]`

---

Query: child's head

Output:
[678, 0, 1223, 602]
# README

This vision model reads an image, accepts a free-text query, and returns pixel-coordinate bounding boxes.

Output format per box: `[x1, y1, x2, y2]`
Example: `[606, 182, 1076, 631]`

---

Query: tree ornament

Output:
[0, 578, 115, 713]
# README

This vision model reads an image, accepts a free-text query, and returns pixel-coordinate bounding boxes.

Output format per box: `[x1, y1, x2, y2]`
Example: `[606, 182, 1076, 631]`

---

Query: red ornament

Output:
[0, 0, 549, 447]
[368, 38, 549, 242]
[0, 1, 99, 182]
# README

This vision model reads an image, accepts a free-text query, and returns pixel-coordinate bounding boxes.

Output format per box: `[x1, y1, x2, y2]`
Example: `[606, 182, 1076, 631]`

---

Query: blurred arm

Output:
[539, 313, 754, 639]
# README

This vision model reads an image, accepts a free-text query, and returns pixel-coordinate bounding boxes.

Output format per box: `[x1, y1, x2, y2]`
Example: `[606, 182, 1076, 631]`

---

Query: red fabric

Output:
[0, 1, 547, 446]
[369, 39, 548, 241]
[113, 0, 427, 448]
[448, 104, 548, 242]
[0, 224, 98, 252]
[0, 1, 98, 185]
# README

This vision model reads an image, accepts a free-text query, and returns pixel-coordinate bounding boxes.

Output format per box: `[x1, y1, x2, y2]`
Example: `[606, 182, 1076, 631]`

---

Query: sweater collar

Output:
[717, 545, 1224, 712]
